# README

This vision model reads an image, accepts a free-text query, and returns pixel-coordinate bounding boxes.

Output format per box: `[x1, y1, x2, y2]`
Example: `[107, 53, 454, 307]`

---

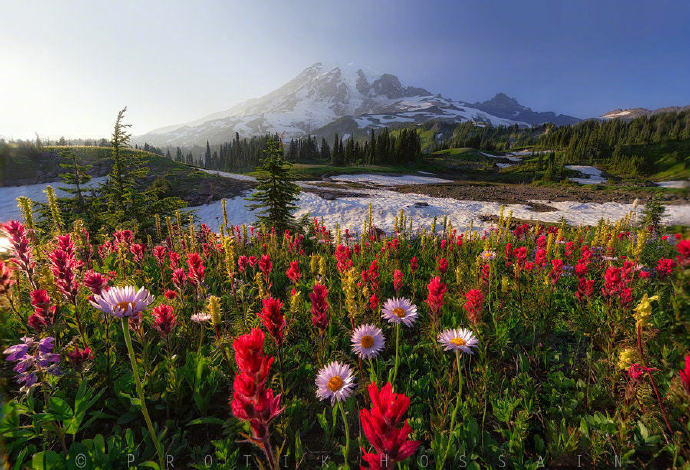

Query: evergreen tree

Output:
[57, 148, 92, 210]
[246, 138, 300, 231]
[320, 138, 331, 161]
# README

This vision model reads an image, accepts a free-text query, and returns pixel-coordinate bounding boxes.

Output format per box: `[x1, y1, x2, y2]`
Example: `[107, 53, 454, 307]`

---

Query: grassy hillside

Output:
[0, 145, 255, 204]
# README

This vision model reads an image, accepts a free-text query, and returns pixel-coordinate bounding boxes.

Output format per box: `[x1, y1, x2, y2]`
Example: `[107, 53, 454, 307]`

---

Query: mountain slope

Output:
[472, 93, 581, 126]
[137, 63, 566, 146]
[602, 105, 690, 120]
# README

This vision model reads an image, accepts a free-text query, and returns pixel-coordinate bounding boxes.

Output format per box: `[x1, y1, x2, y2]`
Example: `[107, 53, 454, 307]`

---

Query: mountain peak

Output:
[473, 93, 580, 126]
[137, 64, 574, 146]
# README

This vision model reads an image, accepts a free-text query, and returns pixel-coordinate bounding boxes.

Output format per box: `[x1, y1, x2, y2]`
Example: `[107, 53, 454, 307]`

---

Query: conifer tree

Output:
[246, 138, 300, 231]
[57, 148, 92, 210]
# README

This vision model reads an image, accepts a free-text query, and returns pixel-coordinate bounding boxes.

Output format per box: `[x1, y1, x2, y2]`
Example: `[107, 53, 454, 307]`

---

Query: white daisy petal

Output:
[381, 298, 418, 327]
[315, 361, 355, 405]
[351, 324, 385, 359]
[438, 328, 479, 354]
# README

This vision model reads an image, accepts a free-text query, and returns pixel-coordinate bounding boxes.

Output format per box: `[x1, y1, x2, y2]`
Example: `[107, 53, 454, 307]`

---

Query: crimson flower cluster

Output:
[425, 276, 447, 319]
[48, 235, 81, 302]
[360, 382, 420, 469]
[186, 252, 206, 286]
[2, 220, 35, 283]
[257, 297, 285, 347]
[28, 289, 56, 330]
[231, 328, 282, 449]
[151, 304, 177, 337]
[0, 260, 16, 296]
[464, 289, 484, 326]
[310, 283, 330, 332]
[285, 261, 302, 284]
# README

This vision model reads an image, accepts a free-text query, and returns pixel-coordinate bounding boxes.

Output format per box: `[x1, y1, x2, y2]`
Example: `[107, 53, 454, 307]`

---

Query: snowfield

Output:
[0, 177, 108, 221]
[330, 174, 452, 186]
[565, 165, 607, 185]
[183, 186, 690, 234]
[197, 168, 257, 182]
[2, 175, 689, 253]
[656, 180, 689, 189]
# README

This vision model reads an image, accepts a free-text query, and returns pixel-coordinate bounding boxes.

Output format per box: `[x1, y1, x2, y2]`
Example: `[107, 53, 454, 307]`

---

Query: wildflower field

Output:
[1, 207, 689, 469]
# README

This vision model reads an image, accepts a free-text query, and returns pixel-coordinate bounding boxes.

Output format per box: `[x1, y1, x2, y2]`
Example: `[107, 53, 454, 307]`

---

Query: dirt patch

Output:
[393, 182, 689, 206]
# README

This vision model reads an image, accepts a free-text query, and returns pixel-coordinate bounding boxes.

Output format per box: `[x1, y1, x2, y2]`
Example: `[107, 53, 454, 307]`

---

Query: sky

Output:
[1, 0, 689, 139]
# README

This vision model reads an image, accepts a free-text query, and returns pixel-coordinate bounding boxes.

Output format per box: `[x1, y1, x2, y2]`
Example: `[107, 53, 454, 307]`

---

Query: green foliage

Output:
[642, 193, 666, 232]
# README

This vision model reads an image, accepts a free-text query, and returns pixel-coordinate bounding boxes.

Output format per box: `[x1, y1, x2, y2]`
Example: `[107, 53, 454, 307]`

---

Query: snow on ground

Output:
[330, 174, 452, 186]
[0, 177, 108, 254]
[0, 177, 107, 221]
[197, 168, 257, 182]
[496, 163, 513, 169]
[565, 165, 607, 185]
[656, 180, 689, 189]
[186, 187, 690, 235]
[480, 152, 522, 163]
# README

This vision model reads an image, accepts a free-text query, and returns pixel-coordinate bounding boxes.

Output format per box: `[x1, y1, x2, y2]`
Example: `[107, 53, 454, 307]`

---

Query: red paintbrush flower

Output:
[0, 259, 16, 296]
[48, 244, 81, 302]
[151, 304, 176, 337]
[437, 257, 448, 274]
[230, 328, 282, 468]
[129, 243, 145, 263]
[656, 258, 676, 278]
[549, 259, 564, 284]
[310, 283, 330, 332]
[153, 245, 167, 266]
[258, 254, 272, 276]
[172, 268, 187, 291]
[286, 261, 302, 283]
[359, 382, 420, 469]
[575, 278, 594, 301]
[83, 270, 109, 296]
[393, 269, 403, 296]
[464, 289, 484, 326]
[186, 252, 206, 285]
[425, 276, 447, 320]
[335, 244, 353, 272]
[2, 220, 35, 281]
[680, 354, 690, 395]
[677, 239, 690, 267]
[67, 346, 93, 369]
[257, 297, 285, 347]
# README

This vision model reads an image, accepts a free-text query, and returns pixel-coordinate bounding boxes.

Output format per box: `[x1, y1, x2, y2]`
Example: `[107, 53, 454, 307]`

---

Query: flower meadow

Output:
[1, 207, 689, 469]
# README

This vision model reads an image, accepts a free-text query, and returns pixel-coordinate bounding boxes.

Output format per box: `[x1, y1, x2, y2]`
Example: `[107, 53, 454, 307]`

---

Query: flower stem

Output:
[338, 401, 350, 468]
[441, 351, 463, 469]
[121, 318, 165, 469]
[392, 322, 400, 386]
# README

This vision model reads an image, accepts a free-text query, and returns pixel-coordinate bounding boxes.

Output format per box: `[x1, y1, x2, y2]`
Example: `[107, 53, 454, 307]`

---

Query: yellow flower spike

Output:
[618, 347, 636, 370]
[633, 293, 659, 329]
[207, 295, 222, 328]
[501, 276, 510, 293]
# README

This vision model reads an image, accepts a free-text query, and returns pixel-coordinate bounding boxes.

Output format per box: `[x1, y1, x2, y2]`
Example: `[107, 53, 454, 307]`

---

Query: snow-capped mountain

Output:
[138, 63, 552, 146]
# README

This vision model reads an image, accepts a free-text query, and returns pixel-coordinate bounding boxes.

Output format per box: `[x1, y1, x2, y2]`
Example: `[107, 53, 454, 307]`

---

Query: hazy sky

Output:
[2, 0, 689, 139]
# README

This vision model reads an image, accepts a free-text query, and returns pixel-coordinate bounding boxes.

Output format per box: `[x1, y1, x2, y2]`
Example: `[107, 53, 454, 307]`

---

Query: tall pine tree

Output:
[246, 138, 301, 231]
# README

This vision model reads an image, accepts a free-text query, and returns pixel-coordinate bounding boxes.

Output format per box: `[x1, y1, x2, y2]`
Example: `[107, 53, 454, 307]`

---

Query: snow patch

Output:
[565, 165, 607, 185]
[187, 188, 690, 234]
[197, 168, 257, 182]
[655, 180, 689, 189]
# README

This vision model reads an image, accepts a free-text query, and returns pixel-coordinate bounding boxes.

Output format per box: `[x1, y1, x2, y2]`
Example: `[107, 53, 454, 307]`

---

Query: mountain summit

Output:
[472, 93, 580, 126]
[138, 64, 570, 146]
